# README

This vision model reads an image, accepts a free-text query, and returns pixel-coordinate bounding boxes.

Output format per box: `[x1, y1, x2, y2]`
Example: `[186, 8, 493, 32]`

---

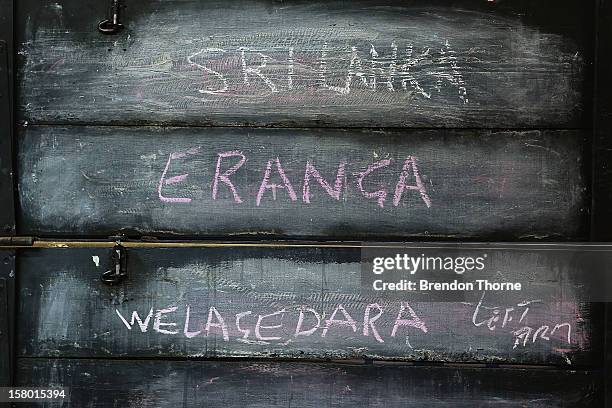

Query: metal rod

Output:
[0, 239, 609, 250]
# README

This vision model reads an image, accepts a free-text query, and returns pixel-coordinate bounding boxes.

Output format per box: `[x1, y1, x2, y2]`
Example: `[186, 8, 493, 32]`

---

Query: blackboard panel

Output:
[16, 359, 602, 407]
[17, 126, 588, 240]
[17, 246, 602, 365]
[16, 0, 589, 128]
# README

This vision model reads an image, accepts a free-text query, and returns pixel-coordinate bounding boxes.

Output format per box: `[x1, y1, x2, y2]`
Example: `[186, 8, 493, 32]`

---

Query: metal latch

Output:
[101, 237, 127, 285]
[98, 0, 124, 34]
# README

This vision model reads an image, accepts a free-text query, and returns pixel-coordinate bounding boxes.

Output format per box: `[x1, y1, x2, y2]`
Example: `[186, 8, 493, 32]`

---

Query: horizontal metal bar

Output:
[1, 238, 612, 250]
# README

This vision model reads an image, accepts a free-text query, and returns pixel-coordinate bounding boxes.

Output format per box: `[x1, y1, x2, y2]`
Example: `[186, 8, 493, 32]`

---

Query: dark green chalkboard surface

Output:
[16, 0, 591, 128]
[0, 0, 609, 406]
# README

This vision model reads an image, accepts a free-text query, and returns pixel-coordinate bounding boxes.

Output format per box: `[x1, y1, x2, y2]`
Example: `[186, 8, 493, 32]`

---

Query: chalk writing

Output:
[158, 147, 201, 203]
[116, 295, 577, 354]
[256, 158, 298, 206]
[512, 323, 572, 349]
[186, 41, 468, 101]
[186, 48, 228, 95]
[302, 160, 346, 203]
[212, 150, 247, 203]
[116, 302, 429, 345]
[470, 292, 574, 350]
[157, 149, 433, 209]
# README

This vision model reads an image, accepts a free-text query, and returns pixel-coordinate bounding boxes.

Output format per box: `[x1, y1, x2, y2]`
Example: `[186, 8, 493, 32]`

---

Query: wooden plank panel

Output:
[16, 359, 603, 407]
[16, 245, 603, 365]
[17, 126, 588, 239]
[16, 0, 591, 128]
